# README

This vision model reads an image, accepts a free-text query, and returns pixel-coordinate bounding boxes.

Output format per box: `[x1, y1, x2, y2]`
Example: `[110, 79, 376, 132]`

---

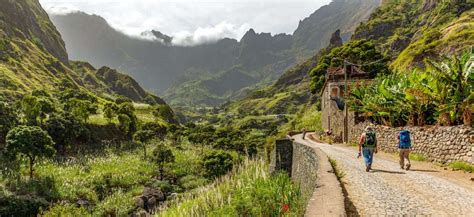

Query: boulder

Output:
[135, 187, 166, 214]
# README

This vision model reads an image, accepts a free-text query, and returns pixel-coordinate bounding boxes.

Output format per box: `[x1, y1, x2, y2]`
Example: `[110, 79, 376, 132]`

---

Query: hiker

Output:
[398, 129, 412, 170]
[358, 126, 377, 172]
[302, 128, 307, 140]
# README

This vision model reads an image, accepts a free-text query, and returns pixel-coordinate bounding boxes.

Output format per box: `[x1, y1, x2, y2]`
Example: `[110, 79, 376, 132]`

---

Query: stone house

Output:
[320, 65, 373, 143]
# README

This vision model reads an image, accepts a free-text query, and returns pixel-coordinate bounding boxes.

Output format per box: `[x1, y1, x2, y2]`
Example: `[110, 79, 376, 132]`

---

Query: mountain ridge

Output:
[0, 0, 166, 105]
[49, 0, 381, 107]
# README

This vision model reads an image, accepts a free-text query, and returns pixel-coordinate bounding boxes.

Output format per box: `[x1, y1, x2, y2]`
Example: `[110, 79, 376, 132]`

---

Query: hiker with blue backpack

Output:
[358, 126, 378, 172]
[398, 130, 412, 170]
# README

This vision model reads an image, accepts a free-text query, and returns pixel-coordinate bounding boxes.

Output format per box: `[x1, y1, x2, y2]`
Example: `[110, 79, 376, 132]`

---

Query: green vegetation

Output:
[353, 0, 473, 71]
[160, 159, 304, 216]
[448, 161, 474, 173]
[5, 126, 55, 178]
[309, 39, 389, 94]
[348, 51, 473, 127]
[329, 158, 345, 180]
[409, 153, 427, 162]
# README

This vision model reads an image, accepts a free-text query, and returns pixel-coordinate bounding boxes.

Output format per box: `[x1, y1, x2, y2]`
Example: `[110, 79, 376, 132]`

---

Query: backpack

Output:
[399, 130, 411, 148]
[364, 131, 376, 148]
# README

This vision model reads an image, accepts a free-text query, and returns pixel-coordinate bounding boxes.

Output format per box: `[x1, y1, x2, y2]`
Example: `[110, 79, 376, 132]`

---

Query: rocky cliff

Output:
[0, 0, 166, 104]
[352, 0, 473, 70]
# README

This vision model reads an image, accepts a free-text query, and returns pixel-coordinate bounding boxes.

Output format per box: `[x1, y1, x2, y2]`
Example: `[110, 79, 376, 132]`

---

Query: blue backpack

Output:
[399, 130, 411, 148]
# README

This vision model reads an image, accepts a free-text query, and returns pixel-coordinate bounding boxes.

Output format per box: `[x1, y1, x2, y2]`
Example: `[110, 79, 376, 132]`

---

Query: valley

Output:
[0, 0, 473, 216]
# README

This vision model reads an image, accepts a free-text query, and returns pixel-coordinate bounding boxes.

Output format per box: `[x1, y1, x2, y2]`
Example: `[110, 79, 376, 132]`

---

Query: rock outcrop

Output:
[0, 0, 68, 63]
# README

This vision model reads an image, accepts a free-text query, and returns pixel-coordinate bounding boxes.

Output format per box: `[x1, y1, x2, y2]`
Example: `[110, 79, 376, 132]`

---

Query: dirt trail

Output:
[294, 135, 474, 216]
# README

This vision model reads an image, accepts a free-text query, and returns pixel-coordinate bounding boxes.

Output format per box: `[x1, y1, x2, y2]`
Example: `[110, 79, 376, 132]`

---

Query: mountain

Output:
[352, 0, 473, 70]
[0, 0, 164, 104]
[49, 0, 381, 107]
[292, 0, 381, 57]
[228, 0, 473, 116]
[225, 30, 344, 115]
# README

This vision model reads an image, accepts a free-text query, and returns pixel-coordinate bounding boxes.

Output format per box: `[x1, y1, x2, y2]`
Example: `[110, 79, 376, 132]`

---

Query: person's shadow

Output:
[370, 169, 406, 174]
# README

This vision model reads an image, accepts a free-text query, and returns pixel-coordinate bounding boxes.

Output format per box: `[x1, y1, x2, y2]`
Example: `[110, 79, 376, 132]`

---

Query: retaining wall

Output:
[271, 138, 345, 216]
[350, 122, 474, 164]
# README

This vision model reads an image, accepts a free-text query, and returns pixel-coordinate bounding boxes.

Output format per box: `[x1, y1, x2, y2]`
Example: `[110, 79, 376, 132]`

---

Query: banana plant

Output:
[426, 51, 473, 126]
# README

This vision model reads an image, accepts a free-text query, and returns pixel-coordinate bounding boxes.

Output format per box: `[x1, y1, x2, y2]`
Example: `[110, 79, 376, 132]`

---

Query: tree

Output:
[5, 126, 55, 178]
[142, 122, 167, 140]
[309, 39, 389, 93]
[103, 102, 118, 123]
[64, 98, 98, 123]
[118, 114, 132, 135]
[117, 102, 138, 137]
[133, 130, 155, 158]
[44, 113, 87, 154]
[19, 94, 55, 126]
[0, 101, 18, 145]
[202, 150, 233, 179]
[152, 105, 175, 123]
[152, 144, 175, 179]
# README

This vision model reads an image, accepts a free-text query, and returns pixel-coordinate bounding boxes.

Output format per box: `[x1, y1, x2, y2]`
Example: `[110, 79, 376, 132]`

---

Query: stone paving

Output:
[306, 141, 474, 216]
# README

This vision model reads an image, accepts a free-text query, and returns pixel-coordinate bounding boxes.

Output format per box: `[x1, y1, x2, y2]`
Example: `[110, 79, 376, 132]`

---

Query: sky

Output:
[39, 0, 332, 46]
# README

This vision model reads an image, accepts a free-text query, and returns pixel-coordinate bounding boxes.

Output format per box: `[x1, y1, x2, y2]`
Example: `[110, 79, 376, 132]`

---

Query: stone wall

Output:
[351, 122, 474, 164]
[270, 138, 345, 215]
[291, 141, 318, 200]
[270, 139, 318, 200]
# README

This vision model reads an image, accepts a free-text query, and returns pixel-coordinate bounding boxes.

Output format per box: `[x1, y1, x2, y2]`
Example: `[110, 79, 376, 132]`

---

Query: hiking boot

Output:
[366, 165, 370, 172]
[406, 164, 411, 170]
[368, 164, 372, 170]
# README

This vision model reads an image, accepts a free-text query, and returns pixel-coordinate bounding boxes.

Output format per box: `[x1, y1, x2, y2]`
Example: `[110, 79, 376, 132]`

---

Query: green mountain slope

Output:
[0, 0, 164, 104]
[352, 0, 473, 70]
[50, 0, 380, 107]
[229, 0, 473, 116]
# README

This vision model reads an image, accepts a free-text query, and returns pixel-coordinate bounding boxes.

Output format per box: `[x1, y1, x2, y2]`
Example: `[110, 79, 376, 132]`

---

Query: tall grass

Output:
[158, 159, 304, 216]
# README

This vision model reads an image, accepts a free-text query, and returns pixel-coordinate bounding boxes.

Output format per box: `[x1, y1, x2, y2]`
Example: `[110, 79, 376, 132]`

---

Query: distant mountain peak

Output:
[151, 30, 173, 45]
[330, 29, 343, 47]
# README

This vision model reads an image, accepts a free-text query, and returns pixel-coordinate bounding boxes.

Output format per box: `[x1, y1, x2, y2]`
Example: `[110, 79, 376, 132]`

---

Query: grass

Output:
[448, 161, 474, 173]
[10, 140, 240, 216]
[329, 158, 345, 180]
[158, 159, 304, 217]
[409, 153, 427, 162]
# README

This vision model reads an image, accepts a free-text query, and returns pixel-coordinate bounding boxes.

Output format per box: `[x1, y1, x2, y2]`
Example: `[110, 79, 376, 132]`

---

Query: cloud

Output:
[44, 4, 80, 15]
[40, 0, 331, 45]
[172, 21, 250, 46]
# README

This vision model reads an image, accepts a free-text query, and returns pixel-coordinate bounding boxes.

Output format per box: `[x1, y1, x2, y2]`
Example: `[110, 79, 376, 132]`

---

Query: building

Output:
[320, 65, 373, 143]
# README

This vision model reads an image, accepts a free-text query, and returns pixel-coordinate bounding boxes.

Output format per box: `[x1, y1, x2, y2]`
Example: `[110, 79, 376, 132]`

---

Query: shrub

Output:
[202, 150, 234, 179]
[152, 144, 175, 179]
[41, 203, 90, 217]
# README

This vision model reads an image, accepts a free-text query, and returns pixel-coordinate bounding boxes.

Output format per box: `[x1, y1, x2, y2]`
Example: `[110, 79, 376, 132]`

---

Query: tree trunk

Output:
[463, 108, 472, 127]
[29, 156, 35, 179]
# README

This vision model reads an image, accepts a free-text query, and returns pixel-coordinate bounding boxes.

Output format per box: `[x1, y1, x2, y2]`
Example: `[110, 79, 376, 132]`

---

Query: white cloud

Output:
[40, 0, 332, 45]
[172, 21, 250, 46]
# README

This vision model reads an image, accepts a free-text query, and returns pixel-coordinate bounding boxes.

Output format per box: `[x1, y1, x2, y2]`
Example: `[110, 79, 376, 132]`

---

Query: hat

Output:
[365, 126, 374, 132]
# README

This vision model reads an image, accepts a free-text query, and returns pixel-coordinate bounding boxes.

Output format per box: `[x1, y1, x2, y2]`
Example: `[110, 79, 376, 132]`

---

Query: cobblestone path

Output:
[305, 141, 474, 216]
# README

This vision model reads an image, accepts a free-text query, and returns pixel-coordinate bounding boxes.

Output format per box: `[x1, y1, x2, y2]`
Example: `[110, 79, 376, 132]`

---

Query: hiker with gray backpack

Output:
[398, 130, 412, 170]
[358, 126, 378, 172]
